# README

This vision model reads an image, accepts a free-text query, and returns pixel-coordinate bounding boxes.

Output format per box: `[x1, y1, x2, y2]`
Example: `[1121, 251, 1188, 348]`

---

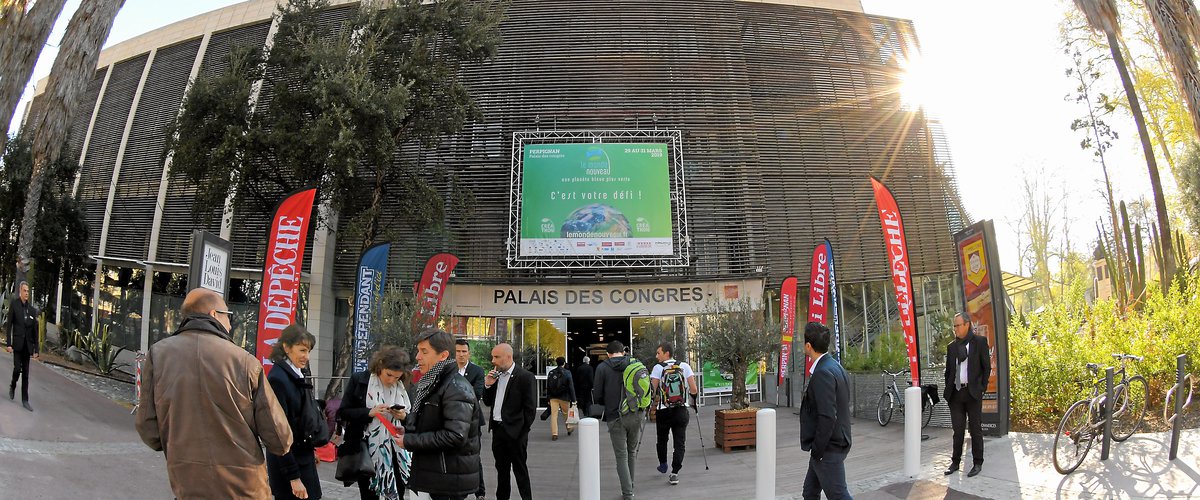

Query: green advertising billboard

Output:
[519, 143, 674, 257]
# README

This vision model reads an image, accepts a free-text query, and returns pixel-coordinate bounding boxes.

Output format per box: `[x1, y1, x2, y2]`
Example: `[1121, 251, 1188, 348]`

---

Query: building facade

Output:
[27, 0, 968, 389]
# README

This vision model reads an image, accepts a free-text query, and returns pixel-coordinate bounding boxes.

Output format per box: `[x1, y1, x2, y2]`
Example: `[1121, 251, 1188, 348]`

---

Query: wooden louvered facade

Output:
[34, 0, 967, 357]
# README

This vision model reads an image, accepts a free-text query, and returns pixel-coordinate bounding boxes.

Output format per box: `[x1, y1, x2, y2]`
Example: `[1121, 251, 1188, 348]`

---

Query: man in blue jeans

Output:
[799, 322, 852, 499]
[593, 341, 642, 500]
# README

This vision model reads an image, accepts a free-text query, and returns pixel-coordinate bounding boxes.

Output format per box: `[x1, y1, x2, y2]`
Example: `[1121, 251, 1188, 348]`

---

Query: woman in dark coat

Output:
[337, 346, 412, 500]
[266, 323, 323, 500]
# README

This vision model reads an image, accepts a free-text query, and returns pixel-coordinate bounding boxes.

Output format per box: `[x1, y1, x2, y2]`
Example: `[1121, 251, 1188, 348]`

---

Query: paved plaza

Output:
[1, 354, 1196, 499]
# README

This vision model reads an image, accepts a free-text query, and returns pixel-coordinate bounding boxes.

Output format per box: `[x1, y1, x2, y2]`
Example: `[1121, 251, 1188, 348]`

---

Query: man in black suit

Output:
[5, 282, 38, 412]
[456, 339, 488, 500]
[943, 312, 991, 477]
[572, 356, 594, 418]
[799, 322, 851, 500]
[482, 343, 536, 500]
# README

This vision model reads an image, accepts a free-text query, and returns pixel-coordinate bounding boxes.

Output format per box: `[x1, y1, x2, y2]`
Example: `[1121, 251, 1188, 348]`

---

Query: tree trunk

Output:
[323, 171, 387, 400]
[731, 359, 748, 410]
[17, 0, 125, 270]
[0, 0, 68, 154]
[1107, 31, 1177, 291]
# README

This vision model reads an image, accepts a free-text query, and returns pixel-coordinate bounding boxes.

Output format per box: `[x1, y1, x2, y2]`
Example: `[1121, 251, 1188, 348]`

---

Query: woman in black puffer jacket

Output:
[400, 329, 484, 500]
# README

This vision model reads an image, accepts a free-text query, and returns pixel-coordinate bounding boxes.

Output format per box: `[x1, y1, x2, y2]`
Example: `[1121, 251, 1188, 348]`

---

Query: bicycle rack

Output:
[1163, 354, 1194, 461]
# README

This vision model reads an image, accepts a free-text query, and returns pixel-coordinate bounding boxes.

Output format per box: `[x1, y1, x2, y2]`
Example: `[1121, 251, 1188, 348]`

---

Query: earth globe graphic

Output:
[560, 203, 631, 237]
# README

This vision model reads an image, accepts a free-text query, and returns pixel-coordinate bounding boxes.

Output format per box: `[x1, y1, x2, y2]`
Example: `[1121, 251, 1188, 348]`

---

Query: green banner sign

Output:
[520, 143, 673, 257]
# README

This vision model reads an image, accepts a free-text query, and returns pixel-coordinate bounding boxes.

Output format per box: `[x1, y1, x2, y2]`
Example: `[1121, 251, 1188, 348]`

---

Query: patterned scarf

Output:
[410, 359, 457, 419]
[365, 373, 412, 499]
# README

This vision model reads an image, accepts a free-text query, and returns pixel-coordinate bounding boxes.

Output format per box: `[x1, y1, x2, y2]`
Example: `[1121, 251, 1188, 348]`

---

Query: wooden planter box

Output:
[714, 409, 757, 452]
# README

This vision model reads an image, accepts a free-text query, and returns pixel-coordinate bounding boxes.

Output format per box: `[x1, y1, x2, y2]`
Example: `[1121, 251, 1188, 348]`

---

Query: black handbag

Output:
[334, 444, 374, 483]
[299, 379, 331, 447]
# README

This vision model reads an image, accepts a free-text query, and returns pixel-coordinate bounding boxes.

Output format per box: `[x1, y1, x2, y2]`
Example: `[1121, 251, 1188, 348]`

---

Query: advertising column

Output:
[954, 220, 1011, 436]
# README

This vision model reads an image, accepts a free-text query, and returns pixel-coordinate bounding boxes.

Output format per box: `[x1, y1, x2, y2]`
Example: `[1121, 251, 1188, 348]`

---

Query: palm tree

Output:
[1073, 0, 1177, 291]
[17, 0, 125, 273]
[0, 0, 69, 154]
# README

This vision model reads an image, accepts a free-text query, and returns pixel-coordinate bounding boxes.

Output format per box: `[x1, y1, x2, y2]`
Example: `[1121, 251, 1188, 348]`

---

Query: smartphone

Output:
[389, 404, 405, 411]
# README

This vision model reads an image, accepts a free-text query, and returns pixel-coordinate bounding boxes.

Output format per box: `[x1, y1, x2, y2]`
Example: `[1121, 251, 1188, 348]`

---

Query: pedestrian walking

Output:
[547, 356, 577, 440]
[943, 312, 990, 478]
[266, 323, 327, 500]
[455, 338, 488, 500]
[336, 346, 413, 500]
[573, 355, 594, 413]
[399, 329, 485, 500]
[5, 281, 38, 412]
[799, 322, 852, 500]
[593, 341, 651, 500]
[135, 287, 292, 499]
[482, 343, 536, 500]
[649, 342, 699, 485]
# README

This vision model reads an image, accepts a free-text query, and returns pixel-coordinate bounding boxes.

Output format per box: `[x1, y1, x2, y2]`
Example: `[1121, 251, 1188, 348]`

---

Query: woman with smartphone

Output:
[266, 323, 325, 500]
[337, 346, 413, 500]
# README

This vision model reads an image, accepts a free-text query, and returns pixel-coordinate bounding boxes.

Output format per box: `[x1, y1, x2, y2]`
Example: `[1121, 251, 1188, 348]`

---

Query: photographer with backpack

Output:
[592, 341, 651, 500]
[649, 343, 699, 486]
[546, 356, 577, 440]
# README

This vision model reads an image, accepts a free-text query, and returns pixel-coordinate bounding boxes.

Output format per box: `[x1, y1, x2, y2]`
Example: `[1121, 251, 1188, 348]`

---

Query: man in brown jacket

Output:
[135, 288, 292, 499]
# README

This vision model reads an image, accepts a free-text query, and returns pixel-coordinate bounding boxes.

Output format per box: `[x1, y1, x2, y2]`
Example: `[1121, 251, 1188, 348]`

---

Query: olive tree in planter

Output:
[694, 298, 779, 451]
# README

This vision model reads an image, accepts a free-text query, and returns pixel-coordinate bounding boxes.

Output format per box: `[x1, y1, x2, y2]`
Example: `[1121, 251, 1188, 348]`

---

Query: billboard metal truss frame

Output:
[507, 129, 691, 269]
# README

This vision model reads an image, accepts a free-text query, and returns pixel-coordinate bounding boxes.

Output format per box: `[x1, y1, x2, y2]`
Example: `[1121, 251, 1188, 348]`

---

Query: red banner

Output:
[778, 276, 797, 385]
[255, 188, 317, 373]
[804, 243, 833, 375]
[870, 177, 920, 386]
[412, 253, 459, 332]
[808, 243, 831, 324]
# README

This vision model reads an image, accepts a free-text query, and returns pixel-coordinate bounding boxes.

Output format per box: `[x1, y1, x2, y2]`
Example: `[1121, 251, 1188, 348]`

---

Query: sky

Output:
[7, 0, 1166, 275]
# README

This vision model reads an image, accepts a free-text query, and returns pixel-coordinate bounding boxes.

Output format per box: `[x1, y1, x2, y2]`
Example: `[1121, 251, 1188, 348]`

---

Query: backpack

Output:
[619, 359, 652, 415]
[658, 362, 688, 408]
[547, 367, 568, 396]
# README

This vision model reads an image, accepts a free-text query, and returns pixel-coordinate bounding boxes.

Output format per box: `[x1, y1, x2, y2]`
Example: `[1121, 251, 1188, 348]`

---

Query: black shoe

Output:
[967, 464, 982, 477]
[21, 401, 32, 412]
[943, 463, 960, 475]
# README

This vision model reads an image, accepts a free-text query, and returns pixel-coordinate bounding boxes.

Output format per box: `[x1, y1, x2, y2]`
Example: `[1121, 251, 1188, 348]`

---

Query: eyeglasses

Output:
[953, 322, 967, 327]
[215, 309, 234, 318]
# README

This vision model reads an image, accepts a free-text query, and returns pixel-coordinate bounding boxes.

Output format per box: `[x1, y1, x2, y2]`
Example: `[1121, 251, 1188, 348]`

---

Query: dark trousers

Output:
[492, 428, 532, 500]
[949, 387, 985, 466]
[802, 450, 851, 500]
[431, 496, 465, 500]
[9, 348, 31, 401]
[655, 406, 689, 473]
[476, 455, 486, 497]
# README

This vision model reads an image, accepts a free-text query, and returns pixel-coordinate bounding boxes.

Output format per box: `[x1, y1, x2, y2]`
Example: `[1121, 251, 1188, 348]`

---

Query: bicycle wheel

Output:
[1111, 375, 1148, 442]
[877, 391, 895, 426]
[1054, 399, 1094, 475]
[922, 398, 934, 429]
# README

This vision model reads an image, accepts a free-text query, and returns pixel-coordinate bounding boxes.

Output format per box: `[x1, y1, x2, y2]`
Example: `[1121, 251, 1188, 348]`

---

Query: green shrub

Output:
[1010, 273, 1200, 432]
[80, 324, 129, 376]
[842, 330, 909, 373]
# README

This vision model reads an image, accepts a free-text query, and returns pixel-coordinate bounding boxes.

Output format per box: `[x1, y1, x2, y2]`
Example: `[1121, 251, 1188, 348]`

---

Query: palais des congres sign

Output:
[443, 279, 763, 317]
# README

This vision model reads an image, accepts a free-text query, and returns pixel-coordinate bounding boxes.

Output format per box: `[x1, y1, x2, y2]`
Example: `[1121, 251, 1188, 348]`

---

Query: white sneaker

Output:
[668, 473, 678, 485]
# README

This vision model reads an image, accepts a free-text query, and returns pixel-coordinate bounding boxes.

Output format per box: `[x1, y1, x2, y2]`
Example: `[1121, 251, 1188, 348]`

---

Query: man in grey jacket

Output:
[593, 341, 642, 500]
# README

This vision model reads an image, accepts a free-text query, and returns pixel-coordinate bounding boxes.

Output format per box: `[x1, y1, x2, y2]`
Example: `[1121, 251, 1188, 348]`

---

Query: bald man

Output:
[482, 343, 537, 500]
[135, 288, 292, 499]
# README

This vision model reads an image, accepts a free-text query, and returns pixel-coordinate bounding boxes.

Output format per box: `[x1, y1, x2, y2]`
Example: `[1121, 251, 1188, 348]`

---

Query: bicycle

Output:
[876, 369, 933, 429]
[1052, 353, 1148, 474]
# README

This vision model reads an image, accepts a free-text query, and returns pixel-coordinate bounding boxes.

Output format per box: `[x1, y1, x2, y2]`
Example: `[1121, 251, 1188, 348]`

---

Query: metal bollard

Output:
[1101, 367, 1114, 461]
[578, 417, 600, 500]
[904, 386, 921, 477]
[756, 409, 776, 500]
[1165, 354, 1193, 461]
